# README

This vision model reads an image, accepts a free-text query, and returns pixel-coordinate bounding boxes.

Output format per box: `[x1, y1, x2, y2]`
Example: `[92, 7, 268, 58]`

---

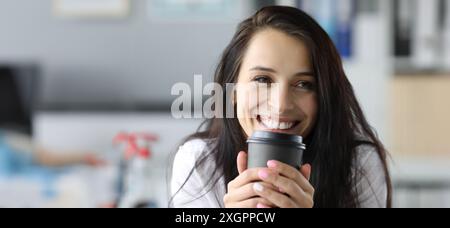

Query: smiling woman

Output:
[169, 6, 392, 208]
[235, 28, 318, 138]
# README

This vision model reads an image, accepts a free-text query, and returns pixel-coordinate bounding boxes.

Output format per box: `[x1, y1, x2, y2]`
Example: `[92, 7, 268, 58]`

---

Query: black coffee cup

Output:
[247, 131, 306, 169]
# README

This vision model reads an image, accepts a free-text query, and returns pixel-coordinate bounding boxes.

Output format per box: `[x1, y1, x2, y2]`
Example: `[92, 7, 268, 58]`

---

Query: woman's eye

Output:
[253, 76, 272, 84]
[296, 81, 315, 90]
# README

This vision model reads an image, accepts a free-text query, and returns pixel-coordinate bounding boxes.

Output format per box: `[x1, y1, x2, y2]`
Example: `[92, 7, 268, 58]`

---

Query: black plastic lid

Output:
[247, 131, 306, 149]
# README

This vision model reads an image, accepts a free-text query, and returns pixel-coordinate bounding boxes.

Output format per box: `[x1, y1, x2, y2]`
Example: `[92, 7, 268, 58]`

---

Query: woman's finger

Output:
[253, 182, 298, 208]
[267, 160, 314, 194]
[237, 151, 248, 174]
[257, 169, 312, 207]
[224, 182, 275, 203]
[300, 164, 312, 181]
[227, 168, 262, 190]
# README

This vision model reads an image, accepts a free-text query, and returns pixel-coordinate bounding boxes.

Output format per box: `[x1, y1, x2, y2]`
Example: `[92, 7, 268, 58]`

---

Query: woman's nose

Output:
[268, 84, 295, 114]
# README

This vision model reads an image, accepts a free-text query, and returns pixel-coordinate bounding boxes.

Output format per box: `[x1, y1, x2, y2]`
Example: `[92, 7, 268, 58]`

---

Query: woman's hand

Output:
[223, 151, 277, 208]
[253, 160, 315, 208]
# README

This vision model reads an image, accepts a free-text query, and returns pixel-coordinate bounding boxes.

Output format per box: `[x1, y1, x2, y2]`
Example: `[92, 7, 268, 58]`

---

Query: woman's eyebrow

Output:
[249, 66, 277, 73]
[294, 71, 315, 77]
[250, 66, 314, 77]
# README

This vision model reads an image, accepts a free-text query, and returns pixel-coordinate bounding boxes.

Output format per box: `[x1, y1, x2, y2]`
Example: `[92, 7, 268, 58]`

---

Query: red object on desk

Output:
[113, 132, 158, 160]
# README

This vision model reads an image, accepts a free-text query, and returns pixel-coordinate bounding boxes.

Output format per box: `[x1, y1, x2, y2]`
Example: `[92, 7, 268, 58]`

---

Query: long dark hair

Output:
[171, 6, 392, 208]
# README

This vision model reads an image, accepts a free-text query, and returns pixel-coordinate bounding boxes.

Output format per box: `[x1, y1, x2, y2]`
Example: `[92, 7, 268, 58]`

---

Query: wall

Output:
[0, 0, 241, 107]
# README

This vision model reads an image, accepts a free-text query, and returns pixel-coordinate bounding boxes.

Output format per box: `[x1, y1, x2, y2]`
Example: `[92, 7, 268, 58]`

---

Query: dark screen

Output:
[0, 64, 40, 135]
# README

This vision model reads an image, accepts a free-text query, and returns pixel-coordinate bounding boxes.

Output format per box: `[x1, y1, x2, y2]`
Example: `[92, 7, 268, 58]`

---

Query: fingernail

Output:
[278, 187, 285, 193]
[258, 170, 269, 179]
[253, 183, 264, 192]
[267, 160, 277, 168]
[257, 203, 269, 208]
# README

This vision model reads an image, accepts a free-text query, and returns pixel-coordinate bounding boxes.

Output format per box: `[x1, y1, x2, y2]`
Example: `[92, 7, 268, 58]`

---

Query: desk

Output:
[33, 111, 203, 207]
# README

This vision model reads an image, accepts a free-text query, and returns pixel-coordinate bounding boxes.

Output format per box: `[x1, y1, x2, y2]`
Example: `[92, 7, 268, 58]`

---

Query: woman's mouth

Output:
[257, 115, 300, 131]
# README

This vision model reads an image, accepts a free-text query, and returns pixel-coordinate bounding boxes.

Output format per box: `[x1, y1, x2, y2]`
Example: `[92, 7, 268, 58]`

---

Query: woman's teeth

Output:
[259, 116, 297, 130]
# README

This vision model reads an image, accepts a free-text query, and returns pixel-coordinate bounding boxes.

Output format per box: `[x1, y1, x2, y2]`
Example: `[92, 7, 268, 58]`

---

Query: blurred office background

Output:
[0, 0, 449, 208]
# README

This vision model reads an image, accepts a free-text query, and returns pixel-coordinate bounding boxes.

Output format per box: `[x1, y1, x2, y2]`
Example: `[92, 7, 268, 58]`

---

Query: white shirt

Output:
[170, 139, 388, 208]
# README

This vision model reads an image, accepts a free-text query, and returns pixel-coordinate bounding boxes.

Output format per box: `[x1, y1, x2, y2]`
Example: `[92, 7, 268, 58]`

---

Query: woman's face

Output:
[236, 28, 318, 138]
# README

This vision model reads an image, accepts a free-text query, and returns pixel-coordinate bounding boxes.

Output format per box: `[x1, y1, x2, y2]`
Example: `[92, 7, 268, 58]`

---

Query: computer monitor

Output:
[0, 63, 40, 135]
